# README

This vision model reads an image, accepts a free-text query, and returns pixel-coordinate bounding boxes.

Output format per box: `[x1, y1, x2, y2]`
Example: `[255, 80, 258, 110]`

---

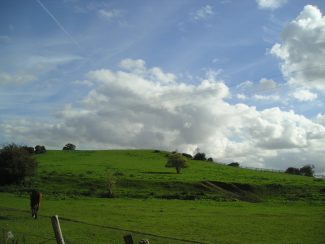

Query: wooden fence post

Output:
[51, 215, 65, 244]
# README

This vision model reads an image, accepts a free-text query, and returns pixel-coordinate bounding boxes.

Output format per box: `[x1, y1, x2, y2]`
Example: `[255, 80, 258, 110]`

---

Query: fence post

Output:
[51, 215, 65, 244]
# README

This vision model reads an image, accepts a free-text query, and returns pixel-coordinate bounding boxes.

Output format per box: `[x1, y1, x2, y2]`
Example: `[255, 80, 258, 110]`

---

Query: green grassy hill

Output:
[1, 150, 325, 243]
[3, 149, 324, 202]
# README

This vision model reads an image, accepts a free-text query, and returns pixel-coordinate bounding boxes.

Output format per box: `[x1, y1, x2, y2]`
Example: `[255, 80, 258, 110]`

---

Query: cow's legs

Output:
[31, 205, 39, 219]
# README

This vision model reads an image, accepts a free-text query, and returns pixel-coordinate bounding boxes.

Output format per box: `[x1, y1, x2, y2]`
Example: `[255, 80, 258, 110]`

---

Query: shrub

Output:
[182, 153, 193, 159]
[285, 167, 301, 175]
[207, 157, 214, 162]
[300, 165, 314, 177]
[35, 145, 46, 154]
[22, 146, 35, 154]
[285, 165, 315, 177]
[63, 143, 76, 151]
[228, 162, 240, 167]
[193, 152, 206, 161]
[165, 153, 188, 174]
[0, 144, 38, 185]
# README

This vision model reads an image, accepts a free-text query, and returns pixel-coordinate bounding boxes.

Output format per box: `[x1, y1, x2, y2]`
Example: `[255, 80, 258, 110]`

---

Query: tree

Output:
[63, 143, 76, 151]
[228, 162, 240, 167]
[0, 144, 38, 185]
[285, 167, 300, 175]
[35, 145, 46, 154]
[193, 152, 206, 161]
[182, 153, 193, 159]
[165, 153, 188, 174]
[299, 165, 314, 177]
[22, 146, 35, 154]
[105, 172, 116, 198]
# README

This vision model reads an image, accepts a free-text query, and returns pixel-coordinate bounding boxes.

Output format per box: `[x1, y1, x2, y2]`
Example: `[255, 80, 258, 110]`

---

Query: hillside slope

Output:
[3, 150, 324, 202]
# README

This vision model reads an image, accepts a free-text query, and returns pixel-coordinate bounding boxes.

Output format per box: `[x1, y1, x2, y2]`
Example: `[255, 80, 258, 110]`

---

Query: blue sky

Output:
[1, 0, 325, 173]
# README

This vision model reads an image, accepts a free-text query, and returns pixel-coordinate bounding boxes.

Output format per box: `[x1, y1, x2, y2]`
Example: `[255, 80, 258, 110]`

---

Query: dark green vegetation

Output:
[285, 165, 315, 177]
[1, 150, 325, 243]
[0, 144, 37, 185]
[165, 153, 188, 174]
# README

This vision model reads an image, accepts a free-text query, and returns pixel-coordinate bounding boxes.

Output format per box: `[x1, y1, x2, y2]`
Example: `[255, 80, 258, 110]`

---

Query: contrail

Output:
[35, 0, 81, 49]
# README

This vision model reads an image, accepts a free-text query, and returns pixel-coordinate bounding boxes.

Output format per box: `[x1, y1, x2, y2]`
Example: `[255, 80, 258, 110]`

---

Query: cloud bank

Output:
[1, 5, 325, 175]
[1, 58, 325, 174]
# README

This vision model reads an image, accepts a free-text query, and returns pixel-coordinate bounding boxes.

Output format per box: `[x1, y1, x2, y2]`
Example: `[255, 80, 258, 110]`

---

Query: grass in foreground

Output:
[1, 150, 325, 243]
[1, 193, 325, 244]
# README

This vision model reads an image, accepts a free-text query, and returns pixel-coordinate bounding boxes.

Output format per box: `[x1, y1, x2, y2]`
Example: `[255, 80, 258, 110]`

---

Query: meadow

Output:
[1, 150, 325, 243]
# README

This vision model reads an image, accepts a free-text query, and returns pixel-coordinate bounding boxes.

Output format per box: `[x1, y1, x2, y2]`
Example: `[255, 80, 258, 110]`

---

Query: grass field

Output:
[1, 150, 325, 243]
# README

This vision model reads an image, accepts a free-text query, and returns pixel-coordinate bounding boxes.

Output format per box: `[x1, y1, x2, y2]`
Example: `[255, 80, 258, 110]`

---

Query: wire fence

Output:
[0, 207, 208, 244]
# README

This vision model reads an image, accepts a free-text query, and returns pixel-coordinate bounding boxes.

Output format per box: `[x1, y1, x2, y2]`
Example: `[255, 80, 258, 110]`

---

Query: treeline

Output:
[285, 165, 314, 177]
[22, 145, 47, 154]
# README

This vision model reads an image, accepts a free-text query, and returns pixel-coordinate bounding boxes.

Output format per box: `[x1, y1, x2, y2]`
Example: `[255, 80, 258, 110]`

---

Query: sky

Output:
[1, 0, 325, 174]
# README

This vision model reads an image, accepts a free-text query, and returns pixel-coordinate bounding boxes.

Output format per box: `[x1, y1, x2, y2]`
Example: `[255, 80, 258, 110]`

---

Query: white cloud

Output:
[0, 55, 82, 85]
[98, 9, 121, 20]
[236, 80, 253, 89]
[193, 5, 214, 20]
[1, 59, 325, 173]
[271, 5, 325, 92]
[119, 59, 176, 83]
[291, 89, 318, 102]
[236, 78, 280, 101]
[0, 72, 36, 85]
[237, 93, 247, 100]
[259, 78, 277, 90]
[253, 94, 280, 101]
[315, 114, 325, 126]
[256, 0, 287, 10]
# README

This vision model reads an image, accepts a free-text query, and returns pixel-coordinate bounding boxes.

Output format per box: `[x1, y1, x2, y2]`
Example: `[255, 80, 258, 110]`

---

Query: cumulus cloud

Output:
[290, 89, 318, 102]
[193, 5, 214, 20]
[1, 59, 325, 173]
[315, 114, 325, 126]
[271, 5, 325, 92]
[256, 0, 287, 10]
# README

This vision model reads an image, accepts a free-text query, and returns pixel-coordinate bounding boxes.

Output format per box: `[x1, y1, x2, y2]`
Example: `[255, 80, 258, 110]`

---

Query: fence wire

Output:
[0, 206, 209, 244]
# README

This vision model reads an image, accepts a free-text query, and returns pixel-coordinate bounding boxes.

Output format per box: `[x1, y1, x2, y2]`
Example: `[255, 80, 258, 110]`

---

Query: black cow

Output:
[30, 190, 42, 219]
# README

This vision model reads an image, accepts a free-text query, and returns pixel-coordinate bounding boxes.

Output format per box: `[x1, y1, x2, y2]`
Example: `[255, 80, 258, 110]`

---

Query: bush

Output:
[63, 143, 76, 151]
[207, 157, 214, 162]
[0, 144, 38, 185]
[182, 153, 193, 159]
[300, 165, 314, 177]
[193, 152, 206, 161]
[285, 165, 315, 177]
[22, 146, 35, 154]
[228, 162, 240, 167]
[35, 145, 46, 154]
[166, 153, 188, 174]
[285, 167, 300, 175]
